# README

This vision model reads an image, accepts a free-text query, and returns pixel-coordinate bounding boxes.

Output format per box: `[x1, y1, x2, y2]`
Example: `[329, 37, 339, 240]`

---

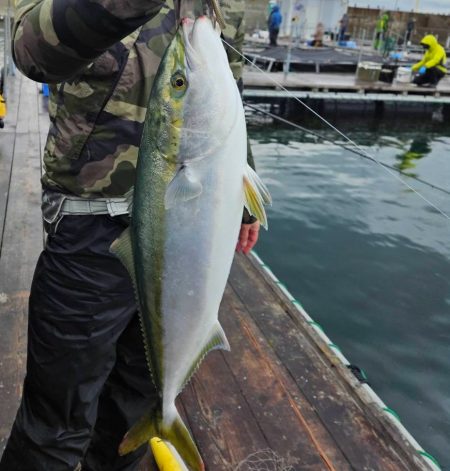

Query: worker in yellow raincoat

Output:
[412, 35, 447, 87]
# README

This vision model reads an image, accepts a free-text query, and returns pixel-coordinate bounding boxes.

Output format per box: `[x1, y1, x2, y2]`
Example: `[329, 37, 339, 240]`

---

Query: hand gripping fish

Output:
[111, 16, 271, 470]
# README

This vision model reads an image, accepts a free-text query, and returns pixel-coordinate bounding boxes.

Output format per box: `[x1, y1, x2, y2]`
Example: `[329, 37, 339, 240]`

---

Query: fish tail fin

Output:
[164, 411, 204, 471]
[119, 407, 204, 471]
[243, 164, 272, 230]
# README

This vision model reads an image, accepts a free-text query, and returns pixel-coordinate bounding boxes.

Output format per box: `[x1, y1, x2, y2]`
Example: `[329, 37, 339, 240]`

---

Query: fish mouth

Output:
[181, 17, 199, 70]
[181, 16, 217, 70]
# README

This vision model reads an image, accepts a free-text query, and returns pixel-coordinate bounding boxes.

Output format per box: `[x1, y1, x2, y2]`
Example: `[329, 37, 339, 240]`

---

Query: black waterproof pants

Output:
[0, 215, 158, 471]
[413, 66, 445, 86]
[269, 27, 279, 47]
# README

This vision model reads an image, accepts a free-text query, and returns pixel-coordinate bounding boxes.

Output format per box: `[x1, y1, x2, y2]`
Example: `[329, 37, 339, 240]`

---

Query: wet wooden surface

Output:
[0, 74, 432, 470]
[0, 74, 44, 451]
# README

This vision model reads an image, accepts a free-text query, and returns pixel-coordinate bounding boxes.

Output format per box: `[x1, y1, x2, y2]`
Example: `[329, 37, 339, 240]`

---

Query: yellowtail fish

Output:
[111, 15, 270, 470]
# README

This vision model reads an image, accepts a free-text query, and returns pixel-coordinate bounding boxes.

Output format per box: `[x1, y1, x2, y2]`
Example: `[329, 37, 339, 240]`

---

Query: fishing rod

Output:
[244, 102, 450, 197]
[221, 38, 450, 221]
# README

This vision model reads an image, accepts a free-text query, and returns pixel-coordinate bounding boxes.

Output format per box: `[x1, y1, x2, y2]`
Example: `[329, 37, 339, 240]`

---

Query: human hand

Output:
[236, 221, 260, 255]
[418, 66, 426, 75]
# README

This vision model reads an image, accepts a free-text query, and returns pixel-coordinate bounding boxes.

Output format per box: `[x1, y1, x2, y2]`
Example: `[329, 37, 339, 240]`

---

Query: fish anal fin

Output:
[165, 166, 203, 210]
[180, 322, 230, 393]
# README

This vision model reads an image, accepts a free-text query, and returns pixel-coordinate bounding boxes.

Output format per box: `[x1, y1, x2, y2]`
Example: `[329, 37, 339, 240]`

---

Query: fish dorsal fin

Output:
[243, 164, 272, 230]
[110, 229, 158, 389]
[165, 165, 203, 210]
[179, 322, 230, 394]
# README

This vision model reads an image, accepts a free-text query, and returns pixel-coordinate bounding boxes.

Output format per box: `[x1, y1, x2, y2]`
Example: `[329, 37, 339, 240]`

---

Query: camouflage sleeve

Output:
[13, 0, 165, 82]
[222, 0, 245, 82]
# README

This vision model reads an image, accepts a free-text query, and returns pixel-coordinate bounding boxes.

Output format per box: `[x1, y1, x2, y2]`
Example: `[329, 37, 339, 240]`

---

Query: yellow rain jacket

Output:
[412, 35, 447, 74]
[0, 94, 6, 119]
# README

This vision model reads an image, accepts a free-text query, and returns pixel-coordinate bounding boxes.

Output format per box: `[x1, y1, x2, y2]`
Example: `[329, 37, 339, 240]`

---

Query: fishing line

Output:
[244, 102, 450, 197]
[221, 38, 450, 220]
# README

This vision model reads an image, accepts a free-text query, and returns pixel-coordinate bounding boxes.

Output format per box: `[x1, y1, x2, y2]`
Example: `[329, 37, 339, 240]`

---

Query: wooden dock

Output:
[241, 52, 450, 110]
[0, 74, 440, 470]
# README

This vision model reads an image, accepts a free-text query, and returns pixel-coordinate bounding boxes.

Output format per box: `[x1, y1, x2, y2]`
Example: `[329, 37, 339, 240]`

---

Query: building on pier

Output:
[278, 0, 349, 40]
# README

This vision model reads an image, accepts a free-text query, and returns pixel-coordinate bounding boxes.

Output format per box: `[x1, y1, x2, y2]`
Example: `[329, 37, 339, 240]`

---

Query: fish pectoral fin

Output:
[110, 227, 137, 287]
[165, 166, 203, 210]
[243, 164, 272, 230]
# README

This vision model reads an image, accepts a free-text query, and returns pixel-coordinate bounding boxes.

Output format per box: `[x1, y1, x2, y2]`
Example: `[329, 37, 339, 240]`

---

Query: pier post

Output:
[442, 104, 450, 121]
[374, 100, 384, 117]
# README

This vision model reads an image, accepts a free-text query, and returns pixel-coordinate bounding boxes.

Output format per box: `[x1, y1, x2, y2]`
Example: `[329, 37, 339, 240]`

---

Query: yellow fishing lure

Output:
[150, 437, 184, 471]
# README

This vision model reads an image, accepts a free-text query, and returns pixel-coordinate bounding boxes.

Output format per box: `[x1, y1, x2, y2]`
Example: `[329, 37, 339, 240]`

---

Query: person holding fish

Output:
[0, 1, 270, 470]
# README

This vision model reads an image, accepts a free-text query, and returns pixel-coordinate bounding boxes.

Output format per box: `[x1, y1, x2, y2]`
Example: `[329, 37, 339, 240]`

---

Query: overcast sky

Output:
[351, 0, 449, 14]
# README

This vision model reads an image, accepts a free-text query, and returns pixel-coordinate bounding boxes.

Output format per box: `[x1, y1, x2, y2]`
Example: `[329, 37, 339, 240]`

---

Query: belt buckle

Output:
[106, 200, 128, 217]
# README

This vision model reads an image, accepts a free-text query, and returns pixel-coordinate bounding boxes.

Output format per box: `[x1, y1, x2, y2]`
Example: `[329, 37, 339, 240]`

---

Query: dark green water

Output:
[248, 115, 450, 468]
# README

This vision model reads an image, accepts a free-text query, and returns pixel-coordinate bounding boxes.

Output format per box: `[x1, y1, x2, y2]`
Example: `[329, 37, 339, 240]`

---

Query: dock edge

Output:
[250, 250, 441, 471]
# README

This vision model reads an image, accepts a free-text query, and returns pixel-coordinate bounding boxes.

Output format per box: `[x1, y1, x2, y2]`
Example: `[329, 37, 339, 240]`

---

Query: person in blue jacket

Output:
[268, 4, 282, 47]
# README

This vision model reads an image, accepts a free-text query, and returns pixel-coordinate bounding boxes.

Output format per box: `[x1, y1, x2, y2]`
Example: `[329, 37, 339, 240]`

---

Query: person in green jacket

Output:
[412, 35, 447, 87]
[0, 1, 261, 470]
[373, 11, 389, 51]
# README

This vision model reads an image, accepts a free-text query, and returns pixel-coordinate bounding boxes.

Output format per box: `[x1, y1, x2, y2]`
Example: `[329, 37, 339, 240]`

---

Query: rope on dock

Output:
[235, 449, 293, 471]
[250, 250, 442, 471]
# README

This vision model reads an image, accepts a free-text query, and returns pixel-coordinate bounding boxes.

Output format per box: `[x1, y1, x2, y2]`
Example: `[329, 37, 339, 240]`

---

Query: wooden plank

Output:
[220, 284, 352, 469]
[0, 78, 43, 292]
[240, 254, 430, 469]
[0, 132, 15, 250]
[179, 282, 352, 470]
[0, 75, 44, 452]
[180, 347, 271, 469]
[0, 291, 28, 451]
[229, 254, 416, 470]
[0, 74, 22, 250]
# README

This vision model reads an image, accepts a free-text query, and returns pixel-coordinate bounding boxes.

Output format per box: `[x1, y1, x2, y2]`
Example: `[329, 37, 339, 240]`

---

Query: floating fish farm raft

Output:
[243, 43, 450, 121]
[0, 74, 441, 470]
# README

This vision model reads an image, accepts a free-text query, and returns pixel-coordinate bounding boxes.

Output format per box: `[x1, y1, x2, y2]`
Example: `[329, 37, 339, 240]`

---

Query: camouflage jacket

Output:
[13, 0, 247, 198]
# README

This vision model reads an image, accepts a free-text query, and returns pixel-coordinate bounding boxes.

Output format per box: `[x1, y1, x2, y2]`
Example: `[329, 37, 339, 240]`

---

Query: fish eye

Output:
[171, 73, 187, 92]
